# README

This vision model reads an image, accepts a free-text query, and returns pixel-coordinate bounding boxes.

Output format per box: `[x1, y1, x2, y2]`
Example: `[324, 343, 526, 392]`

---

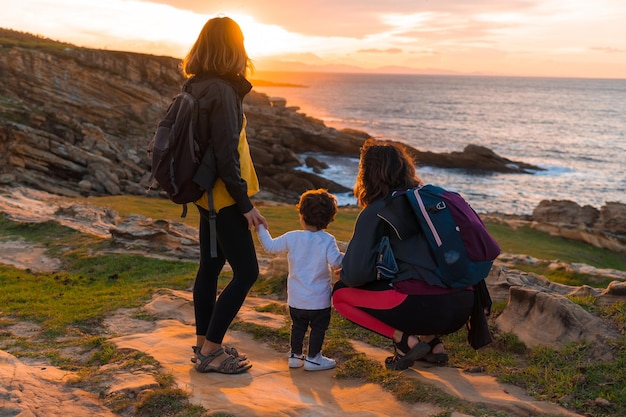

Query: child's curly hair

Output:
[297, 189, 338, 230]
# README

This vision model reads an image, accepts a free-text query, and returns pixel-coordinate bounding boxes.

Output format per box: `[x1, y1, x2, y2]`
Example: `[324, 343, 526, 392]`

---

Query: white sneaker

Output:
[304, 353, 336, 371]
[288, 352, 305, 368]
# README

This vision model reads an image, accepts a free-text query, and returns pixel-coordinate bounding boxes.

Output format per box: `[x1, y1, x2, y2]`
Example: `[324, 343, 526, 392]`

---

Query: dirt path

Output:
[110, 290, 581, 417]
[0, 286, 583, 417]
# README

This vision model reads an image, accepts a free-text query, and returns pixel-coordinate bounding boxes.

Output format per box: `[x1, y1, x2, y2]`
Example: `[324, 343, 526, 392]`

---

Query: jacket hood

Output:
[186, 73, 252, 99]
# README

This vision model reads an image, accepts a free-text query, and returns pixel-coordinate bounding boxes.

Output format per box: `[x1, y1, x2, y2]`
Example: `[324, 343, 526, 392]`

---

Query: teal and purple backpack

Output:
[378, 184, 501, 289]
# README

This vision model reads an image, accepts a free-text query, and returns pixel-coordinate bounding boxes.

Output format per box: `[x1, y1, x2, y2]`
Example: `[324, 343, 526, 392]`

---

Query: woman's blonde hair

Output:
[182, 16, 252, 78]
[353, 139, 422, 207]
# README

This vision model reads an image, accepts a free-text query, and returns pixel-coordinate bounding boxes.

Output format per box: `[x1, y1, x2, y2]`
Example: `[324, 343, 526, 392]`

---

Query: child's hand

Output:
[244, 207, 267, 230]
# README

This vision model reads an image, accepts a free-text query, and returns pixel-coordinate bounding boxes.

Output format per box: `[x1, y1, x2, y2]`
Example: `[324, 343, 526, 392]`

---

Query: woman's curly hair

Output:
[353, 139, 422, 207]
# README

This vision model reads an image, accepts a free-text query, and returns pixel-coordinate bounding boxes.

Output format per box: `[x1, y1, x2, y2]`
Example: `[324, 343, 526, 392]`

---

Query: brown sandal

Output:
[194, 347, 252, 374]
[191, 345, 247, 363]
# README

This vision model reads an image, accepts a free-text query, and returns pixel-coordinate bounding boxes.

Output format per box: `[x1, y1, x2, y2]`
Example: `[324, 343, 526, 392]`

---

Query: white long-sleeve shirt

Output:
[257, 224, 344, 310]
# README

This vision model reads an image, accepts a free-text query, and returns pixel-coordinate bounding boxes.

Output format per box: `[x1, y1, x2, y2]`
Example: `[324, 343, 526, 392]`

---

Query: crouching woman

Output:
[332, 140, 478, 370]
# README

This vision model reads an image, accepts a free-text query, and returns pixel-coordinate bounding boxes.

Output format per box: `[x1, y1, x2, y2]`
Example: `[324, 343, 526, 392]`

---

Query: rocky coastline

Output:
[1, 29, 624, 252]
[1, 28, 542, 205]
[1, 29, 626, 417]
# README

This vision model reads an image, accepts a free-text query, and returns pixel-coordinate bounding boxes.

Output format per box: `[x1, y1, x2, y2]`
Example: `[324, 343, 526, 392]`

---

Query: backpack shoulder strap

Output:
[184, 77, 220, 258]
[376, 188, 421, 240]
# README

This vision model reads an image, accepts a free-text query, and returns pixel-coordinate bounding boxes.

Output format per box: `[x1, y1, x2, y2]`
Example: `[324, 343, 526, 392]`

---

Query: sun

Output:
[233, 14, 307, 58]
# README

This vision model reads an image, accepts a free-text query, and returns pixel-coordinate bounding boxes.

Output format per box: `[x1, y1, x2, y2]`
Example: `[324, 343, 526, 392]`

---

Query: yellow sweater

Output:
[195, 116, 259, 212]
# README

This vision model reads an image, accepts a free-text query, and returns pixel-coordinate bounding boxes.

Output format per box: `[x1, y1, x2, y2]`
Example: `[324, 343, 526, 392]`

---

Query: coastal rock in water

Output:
[0, 30, 353, 203]
[405, 144, 543, 173]
[305, 156, 329, 173]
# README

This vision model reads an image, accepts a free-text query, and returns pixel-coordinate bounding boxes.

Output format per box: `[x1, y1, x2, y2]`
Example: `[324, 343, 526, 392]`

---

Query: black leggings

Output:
[332, 280, 473, 339]
[289, 307, 331, 357]
[193, 204, 259, 344]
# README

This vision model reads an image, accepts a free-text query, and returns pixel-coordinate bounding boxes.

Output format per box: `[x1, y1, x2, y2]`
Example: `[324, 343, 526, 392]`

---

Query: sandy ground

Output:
[0, 278, 583, 416]
[110, 290, 582, 417]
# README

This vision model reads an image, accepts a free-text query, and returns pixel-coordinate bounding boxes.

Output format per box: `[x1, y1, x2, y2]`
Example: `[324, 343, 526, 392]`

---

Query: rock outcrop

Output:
[485, 199, 626, 253]
[488, 264, 625, 361]
[494, 285, 618, 360]
[532, 199, 626, 236]
[0, 28, 541, 204]
[531, 200, 626, 253]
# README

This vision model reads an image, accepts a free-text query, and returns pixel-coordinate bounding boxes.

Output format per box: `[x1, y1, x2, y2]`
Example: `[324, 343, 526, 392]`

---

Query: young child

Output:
[256, 189, 344, 371]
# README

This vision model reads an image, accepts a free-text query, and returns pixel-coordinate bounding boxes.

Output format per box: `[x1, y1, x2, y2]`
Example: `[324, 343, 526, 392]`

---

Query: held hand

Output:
[243, 207, 268, 230]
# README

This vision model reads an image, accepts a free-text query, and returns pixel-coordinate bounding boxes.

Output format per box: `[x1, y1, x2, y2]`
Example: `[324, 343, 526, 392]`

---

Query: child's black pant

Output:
[289, 306, 331, 358]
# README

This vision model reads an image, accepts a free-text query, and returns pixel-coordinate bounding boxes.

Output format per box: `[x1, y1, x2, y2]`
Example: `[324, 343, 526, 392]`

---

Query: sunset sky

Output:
[2, 0, 625, 79]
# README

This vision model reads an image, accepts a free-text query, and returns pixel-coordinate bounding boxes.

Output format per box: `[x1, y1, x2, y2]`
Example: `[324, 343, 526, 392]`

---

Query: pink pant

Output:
[332, 286, 407, 338]
[332, 282, 474, 338]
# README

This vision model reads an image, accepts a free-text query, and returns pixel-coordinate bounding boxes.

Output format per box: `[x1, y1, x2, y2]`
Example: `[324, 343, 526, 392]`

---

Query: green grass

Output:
[486, 222, 626, 271]
[65, 195, 626, 274]
[0, 215, 197, 335]
[72, 195, 359, 242]
[1, 194, 626, 416]
[0, 259, 196, 335]
[0, 28, 78, 57]
[73, 195, 202, 228]
[134, 388, 206, 417]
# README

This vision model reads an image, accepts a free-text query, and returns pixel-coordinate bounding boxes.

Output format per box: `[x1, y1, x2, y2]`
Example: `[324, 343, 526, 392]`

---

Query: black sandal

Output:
[385, 333, 430, 371]
[194, 347, 252, 374]
[393, 332, 411, 355]
[416, 337, 449, 365]
[384, 332, 410, 370]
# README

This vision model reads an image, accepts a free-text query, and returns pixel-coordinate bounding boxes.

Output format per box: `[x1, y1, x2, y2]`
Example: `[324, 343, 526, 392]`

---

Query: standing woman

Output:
[333, 139, 478, 370]
[184, 16, 267, 374]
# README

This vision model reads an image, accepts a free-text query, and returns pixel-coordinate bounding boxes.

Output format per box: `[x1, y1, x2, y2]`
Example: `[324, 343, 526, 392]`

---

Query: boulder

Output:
[598, 202, 626, 235]
[305, 156, 329, 173]
[528, 200, 626, 253]
[532, 200, 599, 227]
[495, 286, 618, 361]
[109, 214, 199, 260]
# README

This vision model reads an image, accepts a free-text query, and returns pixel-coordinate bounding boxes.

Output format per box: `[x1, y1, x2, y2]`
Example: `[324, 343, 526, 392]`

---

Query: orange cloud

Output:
[357, 48, 403, 54]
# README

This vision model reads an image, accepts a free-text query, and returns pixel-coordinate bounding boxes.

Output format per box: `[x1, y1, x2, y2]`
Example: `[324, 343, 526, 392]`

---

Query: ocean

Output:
[254, 72, 626, 215]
